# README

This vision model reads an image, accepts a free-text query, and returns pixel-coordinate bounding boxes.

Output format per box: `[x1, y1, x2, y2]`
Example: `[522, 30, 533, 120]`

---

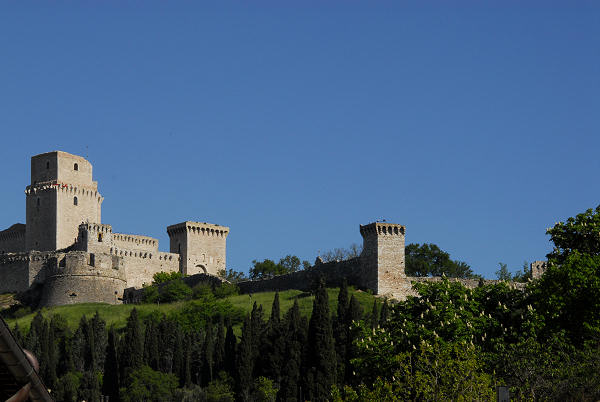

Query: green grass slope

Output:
[3, 287, 379, 332]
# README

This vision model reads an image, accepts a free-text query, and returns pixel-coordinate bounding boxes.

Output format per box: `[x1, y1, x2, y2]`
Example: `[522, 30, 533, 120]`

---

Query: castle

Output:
[1, 151, 543, 306]
[0, 151, 229, 306]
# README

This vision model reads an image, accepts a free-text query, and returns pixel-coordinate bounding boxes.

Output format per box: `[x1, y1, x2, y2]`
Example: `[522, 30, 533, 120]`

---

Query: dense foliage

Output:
[405, 243, 476, 278]
[7, 206, 600, 400]
[249, 255, 310, 279]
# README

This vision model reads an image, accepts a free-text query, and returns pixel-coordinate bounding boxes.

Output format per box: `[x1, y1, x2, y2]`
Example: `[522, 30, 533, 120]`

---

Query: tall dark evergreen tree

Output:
[119, 309, 144, 382]
[214, 315, 226, 374]
[224, 320, 237, 378]
[89, 312, 107, 372]
[202, 319, 215, 385]
[379, 299, 390, 327]
[172, 322, 185, 383]
[279, 298, 306, 401]
[102, 326, 120, 402]
[335, 281, 350, 385]
[345, 294, 363, 385]
[370, 299, 379, 329]
[258, 292, 285, 383]
[236, 314, 254, 402]
[143, 318, 160, 370]
[183, 333, 192, 387]
[306, 281, 336, 401]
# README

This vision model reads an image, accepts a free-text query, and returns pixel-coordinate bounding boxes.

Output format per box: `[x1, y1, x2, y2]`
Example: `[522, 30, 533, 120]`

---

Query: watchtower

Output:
[167, 221, 229, 276]
[360, 222, 406, 294]
[25, 151, 103, 251]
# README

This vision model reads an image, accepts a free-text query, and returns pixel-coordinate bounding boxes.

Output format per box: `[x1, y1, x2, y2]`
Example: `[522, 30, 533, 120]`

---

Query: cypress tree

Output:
[348, 294, 363, 323]
[379, 299, 390, 327]
[102, 326, 120, 402]
[306, 281, 336, 401]
[370, 299, 379, 329]
[279, 298, 305, 401]
[224, 320, 237, 378]
[172, 322, 185, 381]
[202, 320, 215, 385]
[258, 292, 285, 382]
[335, 281, 350, 386]
[26, 311, 45, 358]
[143, 318, 160, 370]
[46, 319, 58, 390]
[190, 329, 203, 385]
[183, 333, 192, 387]
[71, 320, 86, 372]
[89, 312, 107, 372]
[236, 314, 254, 402]
[214, 315, 226, 374]
[345, 295, 363, 384]
[119, 308, 144, 382]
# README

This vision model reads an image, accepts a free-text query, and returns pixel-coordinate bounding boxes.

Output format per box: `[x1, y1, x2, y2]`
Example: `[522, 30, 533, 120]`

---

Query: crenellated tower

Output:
[167, 221, 229, 276]
[25, 151, 103, 251]
[360, 222, 406, 294]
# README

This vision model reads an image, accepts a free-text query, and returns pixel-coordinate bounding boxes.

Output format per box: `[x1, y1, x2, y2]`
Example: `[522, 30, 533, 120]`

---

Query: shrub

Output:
[152, 271, 184, 285]
[160, 279, 192, 303]
[213, 283, 239, 299]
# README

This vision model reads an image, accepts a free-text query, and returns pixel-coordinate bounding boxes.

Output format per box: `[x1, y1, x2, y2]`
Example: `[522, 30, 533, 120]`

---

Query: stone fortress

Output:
[0, 151, 229, 306]
[0, 151, 546, 306]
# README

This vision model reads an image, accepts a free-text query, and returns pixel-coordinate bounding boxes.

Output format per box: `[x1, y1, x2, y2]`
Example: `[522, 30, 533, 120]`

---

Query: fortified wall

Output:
[0, 151, 230, 306]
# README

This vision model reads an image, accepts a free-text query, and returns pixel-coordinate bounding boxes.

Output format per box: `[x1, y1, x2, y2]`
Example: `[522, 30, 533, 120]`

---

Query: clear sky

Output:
[1, 2, 598, 278]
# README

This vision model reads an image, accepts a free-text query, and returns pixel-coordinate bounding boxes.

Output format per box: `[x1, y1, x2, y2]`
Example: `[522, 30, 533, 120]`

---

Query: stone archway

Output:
[196, 264, 207, 274]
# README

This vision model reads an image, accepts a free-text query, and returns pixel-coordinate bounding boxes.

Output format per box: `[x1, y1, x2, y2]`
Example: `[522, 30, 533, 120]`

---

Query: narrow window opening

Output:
[98, 233, 103, 242]
[74, 196, 78, 206]
[74, 163, 79, 171]
[37, 198, 40, 207]
[46, 161, 49, 169]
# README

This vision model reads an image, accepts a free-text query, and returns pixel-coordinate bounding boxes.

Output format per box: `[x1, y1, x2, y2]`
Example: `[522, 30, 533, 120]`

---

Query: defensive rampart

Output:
[40, 251, 127, 306]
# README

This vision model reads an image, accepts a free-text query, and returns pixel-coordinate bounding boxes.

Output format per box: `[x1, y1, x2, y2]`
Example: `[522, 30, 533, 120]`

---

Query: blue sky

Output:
[1, 2, 598, 278]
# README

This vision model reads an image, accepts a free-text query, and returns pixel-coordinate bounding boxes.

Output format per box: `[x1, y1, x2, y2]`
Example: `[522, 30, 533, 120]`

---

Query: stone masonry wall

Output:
[40, 251, 127, 306]
[0, 224, 26, 253]
[114, 250, 180, 289]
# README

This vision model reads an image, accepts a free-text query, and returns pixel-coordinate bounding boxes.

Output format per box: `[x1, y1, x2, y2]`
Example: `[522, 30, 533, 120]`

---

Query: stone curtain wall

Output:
[0, 224, 26, 253]
[112, 233, 159, 253]
[237, 258, 369, 294]
[117, 251, 180, 289]
[0, 258, 30, 293]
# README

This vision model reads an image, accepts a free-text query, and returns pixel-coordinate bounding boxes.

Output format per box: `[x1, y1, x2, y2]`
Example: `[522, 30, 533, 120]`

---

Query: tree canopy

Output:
[405, 243, 476, 278]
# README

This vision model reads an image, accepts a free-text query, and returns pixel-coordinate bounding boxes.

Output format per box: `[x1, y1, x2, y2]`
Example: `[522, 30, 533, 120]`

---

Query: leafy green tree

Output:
[121, 365, 179, 402]
[160, 278, 193, 302]
[251, 376, 278, 402]
[152, 270, 184, 284]
[495, 262, 512, 281]
[306, 281, 337, 401]
[142, 285, 159, 303]
[321, 243, 362, 262]
[216, 268, 248, 283]
[249, 259, 288, 279]
[405, 243, 475, 278]
[532, 205, 600, 344]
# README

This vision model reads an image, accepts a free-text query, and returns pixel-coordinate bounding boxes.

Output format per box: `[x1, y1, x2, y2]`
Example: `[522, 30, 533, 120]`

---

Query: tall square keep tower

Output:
[25, 151, 103, 251]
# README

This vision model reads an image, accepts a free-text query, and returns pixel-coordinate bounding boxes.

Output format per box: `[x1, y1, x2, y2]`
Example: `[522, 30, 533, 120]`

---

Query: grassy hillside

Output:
[3, 287, 378, 332]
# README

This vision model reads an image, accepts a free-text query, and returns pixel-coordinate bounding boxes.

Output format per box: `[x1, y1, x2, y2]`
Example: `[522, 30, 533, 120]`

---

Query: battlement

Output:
[167, 221, 229, 238]
[112, 232, 159, 252]
[360, 222, 405, 238]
